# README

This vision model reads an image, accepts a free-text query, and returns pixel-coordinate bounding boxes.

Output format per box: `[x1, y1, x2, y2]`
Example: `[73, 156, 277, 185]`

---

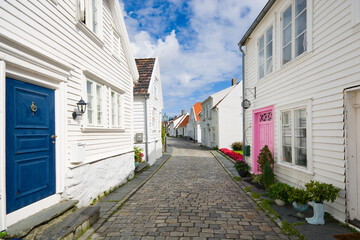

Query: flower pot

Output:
[237, 169, 248, 177]
[135, 162, 139, 168]
[275, 199, 286, 206]
[306, 202, 325, 225]
[292, 202, 309, 218]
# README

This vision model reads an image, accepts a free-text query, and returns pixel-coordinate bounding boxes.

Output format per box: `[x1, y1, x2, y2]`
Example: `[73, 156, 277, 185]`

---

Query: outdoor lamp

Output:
[72, 98, 87, 120]
[241, 99, 251, 109]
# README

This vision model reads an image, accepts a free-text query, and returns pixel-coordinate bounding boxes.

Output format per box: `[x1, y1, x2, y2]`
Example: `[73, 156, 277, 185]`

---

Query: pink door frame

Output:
[252, 105, 274, 174]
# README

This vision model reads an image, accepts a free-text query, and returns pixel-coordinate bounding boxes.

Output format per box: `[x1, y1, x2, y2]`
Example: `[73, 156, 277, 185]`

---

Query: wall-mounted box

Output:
[244, 145, 251, 157]
[135, 133, 143, 143]
[70, 143, 86, 164]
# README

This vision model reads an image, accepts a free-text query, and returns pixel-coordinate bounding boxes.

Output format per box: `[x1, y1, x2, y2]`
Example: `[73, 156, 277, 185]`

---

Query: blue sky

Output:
[120, 0, 267, 118]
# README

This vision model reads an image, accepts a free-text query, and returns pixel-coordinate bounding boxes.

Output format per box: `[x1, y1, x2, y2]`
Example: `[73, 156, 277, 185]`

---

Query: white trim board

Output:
[0, 61, 6, 231]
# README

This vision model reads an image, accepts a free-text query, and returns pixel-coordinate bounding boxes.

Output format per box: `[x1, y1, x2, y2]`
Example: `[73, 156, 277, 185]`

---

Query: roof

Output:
[134, 58, 156, 94]
[178, 115, 189, 128]
[174, 114, 188, 128]
[238, 0, 276, 47]
[193, 102, 202, 121]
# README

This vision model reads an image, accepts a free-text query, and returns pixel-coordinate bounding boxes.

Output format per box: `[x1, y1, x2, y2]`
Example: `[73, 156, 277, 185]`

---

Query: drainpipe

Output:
[239, 45, 246, 158]
[144, 93, 150, 163]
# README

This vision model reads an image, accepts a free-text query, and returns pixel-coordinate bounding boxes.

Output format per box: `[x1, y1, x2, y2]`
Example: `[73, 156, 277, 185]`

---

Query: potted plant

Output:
[305, 181, 340, 225]
[234, 159, 249, 177]
[268, 182, 293, 206]
[288, 187, 312, 218]
[134, 146, 144, 168]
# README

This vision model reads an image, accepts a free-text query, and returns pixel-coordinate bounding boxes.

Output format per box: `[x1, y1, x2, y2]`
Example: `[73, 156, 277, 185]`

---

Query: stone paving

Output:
[92, 138, 286, 240]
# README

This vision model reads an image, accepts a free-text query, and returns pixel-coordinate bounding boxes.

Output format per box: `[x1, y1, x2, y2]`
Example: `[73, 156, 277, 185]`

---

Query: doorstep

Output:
[5, 200, 78, 239]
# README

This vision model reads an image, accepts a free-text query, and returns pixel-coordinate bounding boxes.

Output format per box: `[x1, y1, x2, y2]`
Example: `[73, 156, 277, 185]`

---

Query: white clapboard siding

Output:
[242, 0, 360, 221]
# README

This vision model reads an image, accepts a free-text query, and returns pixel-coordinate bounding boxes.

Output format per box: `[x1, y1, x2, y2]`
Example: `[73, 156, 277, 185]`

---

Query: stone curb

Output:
[210, 151, 289, 240]
[80, 148, 174, 240]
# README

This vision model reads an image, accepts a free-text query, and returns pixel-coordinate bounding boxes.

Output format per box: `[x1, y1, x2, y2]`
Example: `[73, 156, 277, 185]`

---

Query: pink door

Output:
[252, 106, 274, 174]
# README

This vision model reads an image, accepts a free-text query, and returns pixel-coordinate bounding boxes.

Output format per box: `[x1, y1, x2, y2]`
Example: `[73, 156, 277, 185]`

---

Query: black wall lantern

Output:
[72, 98, 87, 120]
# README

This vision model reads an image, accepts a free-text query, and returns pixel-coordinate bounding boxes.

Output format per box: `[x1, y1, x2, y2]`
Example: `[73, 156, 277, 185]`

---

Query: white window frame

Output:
[76, 0, 103, 45]
[86, 79, 104, 127]
[111, 90, 124, 128]
[276, 99, 313, 174]
[351, 0, 360, 27]
[280, 0, 312, 66]
[152, 107, 157, 131]
[258, 25, 273, 80]
[153, 80, 158, 99]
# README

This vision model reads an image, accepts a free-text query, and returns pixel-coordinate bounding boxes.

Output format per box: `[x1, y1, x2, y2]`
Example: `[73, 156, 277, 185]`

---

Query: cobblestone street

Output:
[94, 138, 285, 239]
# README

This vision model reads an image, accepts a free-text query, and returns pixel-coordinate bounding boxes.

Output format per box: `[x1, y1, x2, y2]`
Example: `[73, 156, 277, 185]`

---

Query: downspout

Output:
[144, 93, 150, 163]
[239, 45, 246, 158]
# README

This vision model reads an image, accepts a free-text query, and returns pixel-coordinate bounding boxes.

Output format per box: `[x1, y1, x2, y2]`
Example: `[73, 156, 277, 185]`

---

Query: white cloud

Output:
[121, 0, 267, 116]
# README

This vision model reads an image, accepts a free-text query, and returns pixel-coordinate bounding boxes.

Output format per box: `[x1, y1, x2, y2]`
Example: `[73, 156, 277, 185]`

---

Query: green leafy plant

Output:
[288, 187, 312, 205]
[268, 182, 293, 202]
[262, 161, 274, 189]
[134, 146, 144, 163]
[234, 160, 249, 172]
[305, 180, 340, 203]
[257, 145, 274, 174]
[0, 231, 7, 238]
[252, 174, 263, 184]
[161, 126, 166, 145]
[231, 141, 243, 151]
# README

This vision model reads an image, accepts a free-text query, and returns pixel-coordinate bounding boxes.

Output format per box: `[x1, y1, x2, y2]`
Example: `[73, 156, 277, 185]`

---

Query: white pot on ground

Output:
[306, 202, 325, 225]
[275, 199, 286, 206]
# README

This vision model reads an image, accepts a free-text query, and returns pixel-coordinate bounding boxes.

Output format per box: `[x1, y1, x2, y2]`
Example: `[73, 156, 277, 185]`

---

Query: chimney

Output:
[232, 78, 237, 86]
[181, 110, 185, 115]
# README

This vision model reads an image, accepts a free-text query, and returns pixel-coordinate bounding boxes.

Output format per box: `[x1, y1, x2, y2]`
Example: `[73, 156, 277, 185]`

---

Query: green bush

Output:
[268, 182, 293, 202]
[288, 187, 312, 205]
[161, 126, 166, 145]
[234, 160, 249, 172]
[262, 162, 274, 189]
[257, 145, 274, 174]
[231, 141, 243, 151]
[305, 180, 340, 203]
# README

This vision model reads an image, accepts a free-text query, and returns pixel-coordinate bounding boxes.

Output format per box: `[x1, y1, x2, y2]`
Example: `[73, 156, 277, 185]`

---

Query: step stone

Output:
[6, 200, 79, 239]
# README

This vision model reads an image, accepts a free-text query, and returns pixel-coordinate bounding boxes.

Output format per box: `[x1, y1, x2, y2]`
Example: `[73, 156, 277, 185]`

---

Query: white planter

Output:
[306, 202, 325, 225]
[275, 199, 286, 206]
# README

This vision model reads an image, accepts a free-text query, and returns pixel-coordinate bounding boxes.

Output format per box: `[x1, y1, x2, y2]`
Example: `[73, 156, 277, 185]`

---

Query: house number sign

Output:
[30, 101, 37, 115]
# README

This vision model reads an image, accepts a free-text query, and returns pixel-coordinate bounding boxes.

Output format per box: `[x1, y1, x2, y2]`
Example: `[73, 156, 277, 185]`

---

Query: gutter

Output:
[144, 93, 150, 163]
[239, 45, 246, 157]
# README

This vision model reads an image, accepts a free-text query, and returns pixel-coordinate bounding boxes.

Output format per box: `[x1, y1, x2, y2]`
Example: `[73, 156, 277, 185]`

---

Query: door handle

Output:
[51, 135, 57, 144]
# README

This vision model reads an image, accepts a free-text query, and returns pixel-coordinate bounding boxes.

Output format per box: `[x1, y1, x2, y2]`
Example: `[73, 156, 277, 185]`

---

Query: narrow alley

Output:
[93, 138, 284, 239]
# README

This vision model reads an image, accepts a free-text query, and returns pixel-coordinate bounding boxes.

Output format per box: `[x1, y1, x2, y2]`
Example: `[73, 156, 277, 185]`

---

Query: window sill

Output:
[75, 21, 104, 47]
[276, 162, 313, 176]
[81, 127, 125, 133]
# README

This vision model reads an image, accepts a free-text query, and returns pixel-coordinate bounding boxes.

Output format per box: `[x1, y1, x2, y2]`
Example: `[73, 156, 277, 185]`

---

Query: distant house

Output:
[239, 0, 360, 222]
[133, 58, 164, 166]
[177, 115, 190, 137]
[0, 0, 138, 230]
[199, 79, 243, 149]
[187, 102, 202, 142]
[168, 111, 187, 137]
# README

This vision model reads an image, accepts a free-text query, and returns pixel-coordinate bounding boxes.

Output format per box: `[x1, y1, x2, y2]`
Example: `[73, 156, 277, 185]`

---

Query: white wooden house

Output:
[239, 0, 360, 222]
[187, 102, 202, 142]
[133, 58, 164, 166]
[167, 111, 187, 137]
[0, 0, 139, 230]
[199, 79, 243, 149]
[177, 115, 190, 137]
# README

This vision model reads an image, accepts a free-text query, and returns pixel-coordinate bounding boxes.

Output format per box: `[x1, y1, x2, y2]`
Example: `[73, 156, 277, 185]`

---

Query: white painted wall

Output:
[0, 0, 138, 227]
[242, 0, 360, 221]
[133, 58, 163, 166]
[188, 106, 202, 142]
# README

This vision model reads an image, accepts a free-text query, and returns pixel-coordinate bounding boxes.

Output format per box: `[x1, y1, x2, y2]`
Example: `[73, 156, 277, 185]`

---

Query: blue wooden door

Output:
[6, 78, 55, 214]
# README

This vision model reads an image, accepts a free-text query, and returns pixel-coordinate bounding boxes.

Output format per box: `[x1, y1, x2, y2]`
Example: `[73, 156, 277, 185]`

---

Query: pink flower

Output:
[141, 153, 144, 157]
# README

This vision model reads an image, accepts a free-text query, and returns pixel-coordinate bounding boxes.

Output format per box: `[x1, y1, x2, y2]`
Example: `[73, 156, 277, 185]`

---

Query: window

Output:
[113, 29, 121, 59]
[282, 0, 307, 65]
[87, 80, 103, 126]
[281, 108, 307, 167]
[79, 0, 99, 34]
[152, 108, 156, 130]
[258, 26, 273, 79]
[153, 82, 157, 99]
[111, 91, 123, 127]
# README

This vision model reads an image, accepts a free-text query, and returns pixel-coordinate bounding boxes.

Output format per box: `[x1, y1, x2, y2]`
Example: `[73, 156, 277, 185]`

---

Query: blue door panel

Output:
[6, 78, 55, 214]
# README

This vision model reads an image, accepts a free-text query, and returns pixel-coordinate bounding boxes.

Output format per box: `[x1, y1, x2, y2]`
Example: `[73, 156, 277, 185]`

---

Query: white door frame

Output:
[0, 45, 71, 228]
[345, 87, 360, 220]
[0, 61, 6, 231]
